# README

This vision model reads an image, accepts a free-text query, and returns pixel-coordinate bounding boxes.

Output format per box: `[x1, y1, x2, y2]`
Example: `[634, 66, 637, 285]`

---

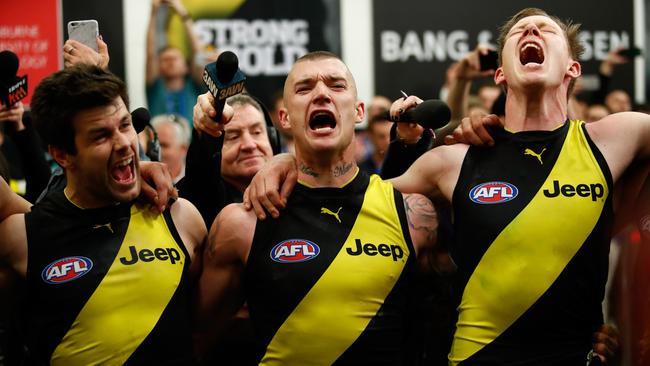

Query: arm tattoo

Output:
[299, 163, 319, 177]
[333, 162, 354, 177]
[404, 194, 438, 244]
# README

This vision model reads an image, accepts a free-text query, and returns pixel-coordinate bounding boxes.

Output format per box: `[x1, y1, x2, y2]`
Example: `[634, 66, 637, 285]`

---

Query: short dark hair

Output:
[295, 50, 342, 64]
[31, 64, 129, 154]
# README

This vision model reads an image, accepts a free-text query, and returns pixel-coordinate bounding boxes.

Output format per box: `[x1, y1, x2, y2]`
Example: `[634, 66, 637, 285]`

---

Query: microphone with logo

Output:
[379, 99, 452, 130]
[0, 50, 28, 108]
[202, 51, 246, 122]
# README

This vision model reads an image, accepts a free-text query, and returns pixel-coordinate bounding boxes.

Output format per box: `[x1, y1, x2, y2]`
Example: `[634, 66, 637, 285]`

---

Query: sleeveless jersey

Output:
[23, 191, 194, 365]
[449, 120, 614, 365]
[245, 171, 416, 365]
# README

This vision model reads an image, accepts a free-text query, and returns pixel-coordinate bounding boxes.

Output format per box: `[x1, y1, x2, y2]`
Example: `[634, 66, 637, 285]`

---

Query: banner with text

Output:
[170, 0, 340, 107]
[0, 0, 61, 106]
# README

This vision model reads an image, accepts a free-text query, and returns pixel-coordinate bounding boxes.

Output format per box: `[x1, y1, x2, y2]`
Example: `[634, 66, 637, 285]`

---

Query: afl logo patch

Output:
[469, 181, 519, 204]
[270, 239, 320, 263]
[42, 256, 93, 284]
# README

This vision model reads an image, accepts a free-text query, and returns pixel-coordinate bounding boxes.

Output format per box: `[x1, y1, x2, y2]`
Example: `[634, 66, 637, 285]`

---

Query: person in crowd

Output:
[605, 89, 633, 114]
[146, 0, 204, 125]
[178, 93, 277, 228]
[268, 89, 294, 154]
[0, 65, 205, 364]
[358, 113, 392, 175]
[586, 104, 611, 123]
[598, 47, 634, 113]
[572, 46, 635, 121]
[353, 95, 393, 167]
[367, 95, 392, 122]
[477, 84, 501, 112]
[151, 114, 190, 183]
[0, 101, 50, 203]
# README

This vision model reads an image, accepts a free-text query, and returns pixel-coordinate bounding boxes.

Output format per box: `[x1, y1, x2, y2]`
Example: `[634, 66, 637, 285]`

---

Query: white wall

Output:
[123, 0, 150, 110]
[341, 0, 373, 114]
[635, 0, 646, 104]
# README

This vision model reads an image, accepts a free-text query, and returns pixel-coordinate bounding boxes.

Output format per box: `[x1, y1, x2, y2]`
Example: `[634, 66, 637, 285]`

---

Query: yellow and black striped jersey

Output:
[450, 120, 613, 365]
[245, 171, 416, 365]
[24, 191, 195, 365]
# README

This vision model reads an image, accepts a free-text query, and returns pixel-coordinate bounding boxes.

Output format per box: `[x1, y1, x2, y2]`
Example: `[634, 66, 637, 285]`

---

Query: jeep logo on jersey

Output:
[543, 180, 604, 201]
[270, 239, 320, 263]
[346, 239, 404, 261]
[469, 182, 518, 204]
[42, 256, 93, 284]
[119, 245, 181, 265]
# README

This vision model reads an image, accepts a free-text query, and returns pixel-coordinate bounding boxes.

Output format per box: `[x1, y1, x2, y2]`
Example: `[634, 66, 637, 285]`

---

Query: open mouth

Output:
[309, 111, 337, 130]
[519, 42, 544, 65]
[110, 157, 135, 184]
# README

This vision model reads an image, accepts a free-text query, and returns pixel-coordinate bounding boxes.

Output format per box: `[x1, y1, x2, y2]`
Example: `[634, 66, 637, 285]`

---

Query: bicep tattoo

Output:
[403, 193, 438, 244]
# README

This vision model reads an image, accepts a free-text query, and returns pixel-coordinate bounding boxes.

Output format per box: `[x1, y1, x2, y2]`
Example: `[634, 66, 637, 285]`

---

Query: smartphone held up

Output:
[67, 20, 99, 52]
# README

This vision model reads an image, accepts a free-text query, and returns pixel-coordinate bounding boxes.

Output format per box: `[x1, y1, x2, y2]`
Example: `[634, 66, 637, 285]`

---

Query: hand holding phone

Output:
[67, 20, 99, 52]
[617, 46, 642, 59]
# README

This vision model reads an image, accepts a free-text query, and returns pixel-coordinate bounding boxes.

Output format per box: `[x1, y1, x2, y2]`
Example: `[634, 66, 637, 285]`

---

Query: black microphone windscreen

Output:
[378, 99, 451, 130]
[0, 50, 19, 84]
[216, 51, 238, 83]
[407, 100, 451, 130]
[131, 107, 151, 133]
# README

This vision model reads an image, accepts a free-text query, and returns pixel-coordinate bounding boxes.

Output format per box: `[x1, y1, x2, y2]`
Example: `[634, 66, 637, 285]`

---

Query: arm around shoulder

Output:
[389, 143, 466, 201]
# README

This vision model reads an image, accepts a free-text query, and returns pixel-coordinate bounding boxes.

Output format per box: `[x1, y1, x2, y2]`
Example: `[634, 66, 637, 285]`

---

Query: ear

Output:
[567, 59, 581, 79]
[278, 107, 291, 130]
[494, 66, 506, 86]
[354, 101, 365, 125]
[48, 145, 75, 170]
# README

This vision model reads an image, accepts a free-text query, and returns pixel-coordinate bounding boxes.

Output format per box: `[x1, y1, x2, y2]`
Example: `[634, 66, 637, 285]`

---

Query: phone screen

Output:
[68, 20, 99, 52]
[480, 50, 499, 71]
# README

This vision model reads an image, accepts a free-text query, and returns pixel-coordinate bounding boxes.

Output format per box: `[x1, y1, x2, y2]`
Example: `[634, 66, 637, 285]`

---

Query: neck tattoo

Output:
[333, 162, 353, 177]
[300, 163, 319, 177]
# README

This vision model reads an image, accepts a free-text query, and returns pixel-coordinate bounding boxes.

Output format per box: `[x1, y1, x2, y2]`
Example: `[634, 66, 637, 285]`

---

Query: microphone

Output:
[202, 51, 246, 121]
[0, 50, 28, 107]
[131, 107, 160, 162]
[131, 107, 151, 133]
[380, 99, 451, 130]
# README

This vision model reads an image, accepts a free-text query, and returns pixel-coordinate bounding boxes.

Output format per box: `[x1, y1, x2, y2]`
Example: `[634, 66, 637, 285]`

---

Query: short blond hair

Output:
[497, 8, 584, 96]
